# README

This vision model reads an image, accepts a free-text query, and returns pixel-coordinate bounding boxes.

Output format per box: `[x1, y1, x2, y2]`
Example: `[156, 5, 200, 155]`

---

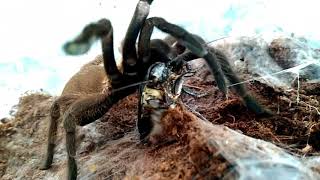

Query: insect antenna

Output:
[111, 80, 152, 93]
[206, 36, 230, 45]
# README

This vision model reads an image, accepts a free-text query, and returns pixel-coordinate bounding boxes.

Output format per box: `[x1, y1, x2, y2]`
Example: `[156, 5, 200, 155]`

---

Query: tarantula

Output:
[40, 0, 270, 179]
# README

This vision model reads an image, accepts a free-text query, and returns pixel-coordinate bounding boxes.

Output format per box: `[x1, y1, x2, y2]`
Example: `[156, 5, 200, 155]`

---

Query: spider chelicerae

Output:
[40, 0, 270, 179]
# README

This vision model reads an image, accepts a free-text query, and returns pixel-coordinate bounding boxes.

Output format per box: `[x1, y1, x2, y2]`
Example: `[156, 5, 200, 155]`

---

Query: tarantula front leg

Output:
[63, 19, 124, 88]
[122, 0, 154, 76]
[172, 40, 271, 115]
[138, 17, 227, 94]
[138, 22, 176, 76]
[62, 18, 138, 179]
[138, 17, 270, 115]
[209, 48, 272, 115]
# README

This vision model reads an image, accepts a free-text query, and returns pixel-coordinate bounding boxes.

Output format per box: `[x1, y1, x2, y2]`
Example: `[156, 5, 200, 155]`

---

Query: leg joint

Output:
[63, 111, 76, 133]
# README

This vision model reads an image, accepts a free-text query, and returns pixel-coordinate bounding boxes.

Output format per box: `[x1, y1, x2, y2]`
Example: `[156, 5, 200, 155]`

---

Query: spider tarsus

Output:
[40, 99, 60, 170]
[63, 41, 91, 56]
[67, 157, 77, 180]
[39, 143, 55, 170]
[63, 19, 113, 56]
[64, 112, 77, 180]
[243, 95, 273, 116]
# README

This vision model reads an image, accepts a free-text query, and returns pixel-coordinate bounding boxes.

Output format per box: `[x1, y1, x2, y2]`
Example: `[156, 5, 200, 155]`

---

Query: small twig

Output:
[182, 86, 209, 98]
[184, 104, 209, 122]
[227, 114, 236, 124]
[299, 101, 320, 115]
[183, 84, 204, 90]
[212, 113, 222, 123]
[269, 132, 281, 144]
[277, 95, 280, 114]
[296, 72, 300, 104]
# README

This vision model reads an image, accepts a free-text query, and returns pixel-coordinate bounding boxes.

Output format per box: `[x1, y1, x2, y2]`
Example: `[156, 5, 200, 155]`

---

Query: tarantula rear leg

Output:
[40, 94, 80, 170]
[41, 18, 119, 172]
[62, 91, 134, 180]
[39, 99, 60, 170]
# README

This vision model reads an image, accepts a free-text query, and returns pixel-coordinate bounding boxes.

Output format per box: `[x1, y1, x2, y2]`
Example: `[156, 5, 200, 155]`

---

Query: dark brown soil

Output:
[183, 64, 320, 153]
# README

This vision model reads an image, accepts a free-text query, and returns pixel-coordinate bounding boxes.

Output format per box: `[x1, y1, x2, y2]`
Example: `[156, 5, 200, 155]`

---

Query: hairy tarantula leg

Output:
[64, 19, 110, 55]
[63, 19, 122, 87]
[137, 17, 227, 94]
[39, 99, 60, 170]
[139, 17, 270, 115]
[99, 20, 124, 87]
[170, 33, 206, 65]
[209, 48, 272, 115]
[62, 91, 133, 180]
[63, 111, 77, 180]
[40, 94, 80, 170]
[172, 48, 271, 115]
[137, 18, 153, 65]
[137, 19, 173, 69]
[122, 0, 153, 75]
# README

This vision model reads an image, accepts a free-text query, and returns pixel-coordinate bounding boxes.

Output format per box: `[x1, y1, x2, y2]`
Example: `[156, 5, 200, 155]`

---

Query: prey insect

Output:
[138, 60, 196, 142]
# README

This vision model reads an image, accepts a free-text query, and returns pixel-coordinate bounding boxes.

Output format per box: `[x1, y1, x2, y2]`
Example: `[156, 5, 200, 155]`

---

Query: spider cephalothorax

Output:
[40, 0, 270, 179]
